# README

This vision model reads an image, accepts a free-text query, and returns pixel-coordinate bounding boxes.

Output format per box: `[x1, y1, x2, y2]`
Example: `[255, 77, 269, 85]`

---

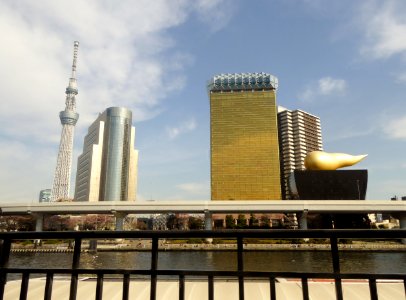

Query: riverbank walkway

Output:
[9, 239, 406, 253]
[3, 277, 405, 300]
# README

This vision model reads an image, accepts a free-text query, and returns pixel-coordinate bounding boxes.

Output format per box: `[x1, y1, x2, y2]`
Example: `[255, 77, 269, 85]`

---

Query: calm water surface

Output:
[8, 250, 406, 278]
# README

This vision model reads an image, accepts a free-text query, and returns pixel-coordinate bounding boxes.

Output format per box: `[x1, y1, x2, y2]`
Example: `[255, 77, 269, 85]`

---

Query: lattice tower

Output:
[51, 41, 80, 201]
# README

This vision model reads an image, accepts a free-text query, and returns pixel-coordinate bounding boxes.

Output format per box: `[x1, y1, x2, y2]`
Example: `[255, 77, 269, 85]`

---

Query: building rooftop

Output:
[208, 72, 278, 92]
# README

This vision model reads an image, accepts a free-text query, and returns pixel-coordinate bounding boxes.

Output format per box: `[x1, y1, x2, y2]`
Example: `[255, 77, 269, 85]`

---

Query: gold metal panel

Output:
[210, 91, 281, 200]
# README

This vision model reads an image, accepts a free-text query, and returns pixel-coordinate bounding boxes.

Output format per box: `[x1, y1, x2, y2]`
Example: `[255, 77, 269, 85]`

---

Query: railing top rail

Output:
[0, 229, 405, 240]
[3, 268, 406, 279]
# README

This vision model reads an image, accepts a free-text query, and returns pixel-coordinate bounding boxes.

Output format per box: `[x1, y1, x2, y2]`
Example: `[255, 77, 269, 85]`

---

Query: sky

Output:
[0, 0, 406, 203]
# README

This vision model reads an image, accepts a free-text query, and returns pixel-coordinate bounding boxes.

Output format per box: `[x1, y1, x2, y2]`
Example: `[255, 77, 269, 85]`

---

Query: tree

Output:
[137, 220, 148, 230]
[260, 215, 270, 228]
[249, 214, 259, 228]
[166, 214, 183, 230]
[188, 217, 204, 230]
[0, 216, 35, 231]
[44, 215, 73, 231]
[225, 215, 235, 229]
[75, 214, 114, 231]
[236, 214, 247, 228]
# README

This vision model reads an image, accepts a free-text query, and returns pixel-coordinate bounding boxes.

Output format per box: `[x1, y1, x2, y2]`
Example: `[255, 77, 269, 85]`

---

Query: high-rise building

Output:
[39, 189, 51, 203]
[51, 41, 80, 201]
[208, 73, 281, 200]
[277, 107, 323, 199]
[74, 107, 138, 202]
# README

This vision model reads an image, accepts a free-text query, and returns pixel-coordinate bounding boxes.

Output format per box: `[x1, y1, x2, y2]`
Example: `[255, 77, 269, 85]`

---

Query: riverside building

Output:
[208, 73, 281, 200]
[74, 107, 138, 202]
[277, 107, 323, 199]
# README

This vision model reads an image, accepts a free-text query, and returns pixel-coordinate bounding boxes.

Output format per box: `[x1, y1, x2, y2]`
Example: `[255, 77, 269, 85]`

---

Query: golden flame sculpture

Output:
[304, 151, 367, 171]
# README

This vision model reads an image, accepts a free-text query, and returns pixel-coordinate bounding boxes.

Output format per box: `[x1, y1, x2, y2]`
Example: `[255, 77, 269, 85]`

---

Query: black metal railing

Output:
[0, 229, 405, 300]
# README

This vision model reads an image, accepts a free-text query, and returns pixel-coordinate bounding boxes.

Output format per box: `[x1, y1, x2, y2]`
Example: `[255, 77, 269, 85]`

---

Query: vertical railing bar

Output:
[0, 238, 11, 300]
[369, 278, 378, 300]
[301, 277, 309, 300]
[179, 275, 185, 300]
[330, 237, 343, 300]
[95, 273, 103, 300]
[69, 237, 82, 300]
[403, 279, 406, 298]
[0, 239, 11, 267]
[269, 277, 276, 300]
[237, 236, 244, 300]
[69, 272, 79, 300]
[71, 237, 82, 268]
[122, 273, 130, 300]
[44, 273, 54, 300]
[19, 272, 30, 300]
[208, 275, 214, 300]
[150, 237, 158, 300]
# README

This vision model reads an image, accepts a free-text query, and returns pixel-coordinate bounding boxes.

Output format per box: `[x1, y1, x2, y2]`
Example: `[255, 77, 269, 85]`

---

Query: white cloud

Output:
[0, 0, 233, 141]
[166, 119, 197, 139]
[395, 72, 406, 83]
[318, 77, 346, 95]
[383, 115, 406, 139]
[0, 141, 55, 202]
[301, 77, 347, 101]
[358, 1, 406, 60]
[0, 0, 234, 202]
[176, 182, 209, 195]
[193, 0, 235, 32]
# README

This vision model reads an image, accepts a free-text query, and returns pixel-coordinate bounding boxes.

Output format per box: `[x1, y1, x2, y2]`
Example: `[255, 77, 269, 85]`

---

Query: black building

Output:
[289, 170, 368, 200]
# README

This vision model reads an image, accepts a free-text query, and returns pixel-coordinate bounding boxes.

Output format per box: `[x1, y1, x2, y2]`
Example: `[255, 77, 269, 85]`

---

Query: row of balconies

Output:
[292, 117, 320, 125]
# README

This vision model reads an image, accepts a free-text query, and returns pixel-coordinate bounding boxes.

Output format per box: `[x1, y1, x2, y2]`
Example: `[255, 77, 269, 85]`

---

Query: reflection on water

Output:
[7, 250, 406, 278]
[244, 251, 333, 273]
[79, 251, 151, 270]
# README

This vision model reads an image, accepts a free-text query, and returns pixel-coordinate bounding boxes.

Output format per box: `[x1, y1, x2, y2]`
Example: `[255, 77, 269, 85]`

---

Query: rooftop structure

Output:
[207, 72, 278, 92]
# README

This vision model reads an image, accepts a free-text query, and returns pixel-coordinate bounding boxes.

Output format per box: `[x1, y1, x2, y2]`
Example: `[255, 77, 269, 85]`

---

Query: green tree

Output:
[188, 217, 204, 230]
[249, 214, 259, 228]
[225, 215, 235, 229]
[236, 214, 247, 228]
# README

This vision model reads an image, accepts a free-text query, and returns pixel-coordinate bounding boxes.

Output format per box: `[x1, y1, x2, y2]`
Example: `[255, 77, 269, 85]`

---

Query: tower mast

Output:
[51, 41, 80, 201]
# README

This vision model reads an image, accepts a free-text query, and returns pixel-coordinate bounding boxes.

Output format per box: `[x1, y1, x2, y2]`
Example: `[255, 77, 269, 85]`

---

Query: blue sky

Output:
[0, 0, 405, 203]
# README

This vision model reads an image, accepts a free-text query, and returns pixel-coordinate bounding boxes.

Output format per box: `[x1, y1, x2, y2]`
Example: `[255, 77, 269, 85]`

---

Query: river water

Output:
[7, 250, 406, 279]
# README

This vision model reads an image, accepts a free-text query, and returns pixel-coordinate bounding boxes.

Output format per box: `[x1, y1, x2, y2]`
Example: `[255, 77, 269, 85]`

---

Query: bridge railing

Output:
[0, 229, 405, 300]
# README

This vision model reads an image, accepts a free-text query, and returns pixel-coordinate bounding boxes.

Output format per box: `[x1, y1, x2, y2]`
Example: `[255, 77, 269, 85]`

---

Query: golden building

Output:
[208, 73, 282, 200]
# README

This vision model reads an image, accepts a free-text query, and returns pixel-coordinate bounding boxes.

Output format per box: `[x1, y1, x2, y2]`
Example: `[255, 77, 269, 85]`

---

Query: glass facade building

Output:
[208, 73, 282, 200]
[39, 189, 51, 203]
[74, 107, 138, 201]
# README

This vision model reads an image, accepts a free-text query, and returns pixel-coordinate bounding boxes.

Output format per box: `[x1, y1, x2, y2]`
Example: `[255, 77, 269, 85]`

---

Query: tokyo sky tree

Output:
[51, 41, 80, 201]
